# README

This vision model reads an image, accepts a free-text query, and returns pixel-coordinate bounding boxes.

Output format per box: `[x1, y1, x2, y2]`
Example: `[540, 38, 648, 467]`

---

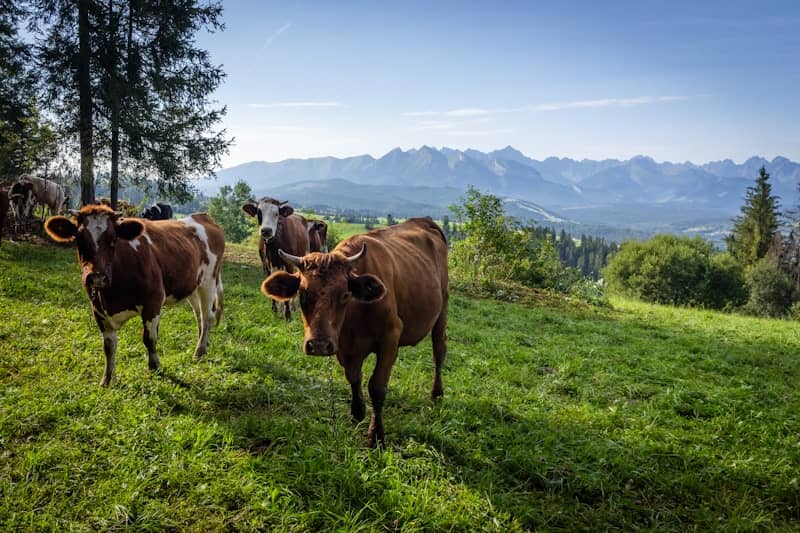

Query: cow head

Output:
[10, 180, 36, 223]
[242, 197, 293, 242]
[307, 220, 329, 252]
[261, 244, 386, 356]
[45, 204, 144, 290]
[140, 204, 159, 220]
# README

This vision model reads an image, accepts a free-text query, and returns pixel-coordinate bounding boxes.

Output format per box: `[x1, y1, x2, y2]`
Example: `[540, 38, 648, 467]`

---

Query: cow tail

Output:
[214, 275, 224, 326]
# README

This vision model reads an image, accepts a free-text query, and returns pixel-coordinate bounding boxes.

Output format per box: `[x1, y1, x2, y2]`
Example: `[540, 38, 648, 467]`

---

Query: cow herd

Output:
[32, 194, 448, 446]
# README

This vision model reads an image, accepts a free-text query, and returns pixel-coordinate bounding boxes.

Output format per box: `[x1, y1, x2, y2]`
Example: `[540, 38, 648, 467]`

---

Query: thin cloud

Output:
[531, 95, 690, 112]
[404, 95, 692, 117]
[259, 22, 291, 53]
[448, 128, 514, 136]
[248, 101, 344, 109]
[404, 108, 493, 118]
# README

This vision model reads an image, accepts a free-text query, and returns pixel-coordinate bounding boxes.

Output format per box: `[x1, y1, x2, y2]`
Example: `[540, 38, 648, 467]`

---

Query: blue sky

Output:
[197, 1, 800, 167]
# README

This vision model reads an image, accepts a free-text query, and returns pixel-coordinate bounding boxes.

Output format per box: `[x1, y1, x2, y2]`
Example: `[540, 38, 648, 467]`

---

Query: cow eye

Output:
[340, 291, 351, 305]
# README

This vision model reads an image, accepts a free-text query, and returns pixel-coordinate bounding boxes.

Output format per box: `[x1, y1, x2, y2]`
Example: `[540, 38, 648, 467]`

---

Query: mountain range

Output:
[197, 147, 800, 242]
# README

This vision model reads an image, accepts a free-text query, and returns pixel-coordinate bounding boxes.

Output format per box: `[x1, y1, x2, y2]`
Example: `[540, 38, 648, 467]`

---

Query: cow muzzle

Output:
[85, 272, 111, 289]
[304, 337, 337, 356]
[260, 227, 274, 239]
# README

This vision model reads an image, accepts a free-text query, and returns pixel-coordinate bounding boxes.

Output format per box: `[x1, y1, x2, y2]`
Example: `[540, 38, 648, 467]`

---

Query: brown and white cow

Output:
[0, 188, 9, 246]
[242, 197, 310, 320]
[262, 217, 449, 446]
[45, 205, 225, 386]
[307, 219, 329, 253]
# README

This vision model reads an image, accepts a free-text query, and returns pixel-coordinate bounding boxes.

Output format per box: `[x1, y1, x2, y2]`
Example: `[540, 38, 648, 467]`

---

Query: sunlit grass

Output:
[1, 242, 798, 530]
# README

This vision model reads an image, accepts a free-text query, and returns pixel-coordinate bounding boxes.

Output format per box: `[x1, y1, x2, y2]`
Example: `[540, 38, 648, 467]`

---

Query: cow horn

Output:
[278, 249, 303, 267]
[344, 243, 366, 263]
[279, 200, 289, 206]
[69, 209, 80, 217]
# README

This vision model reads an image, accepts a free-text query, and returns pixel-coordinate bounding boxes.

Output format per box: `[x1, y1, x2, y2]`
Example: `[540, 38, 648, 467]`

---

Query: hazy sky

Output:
[196, 1, 800, 167]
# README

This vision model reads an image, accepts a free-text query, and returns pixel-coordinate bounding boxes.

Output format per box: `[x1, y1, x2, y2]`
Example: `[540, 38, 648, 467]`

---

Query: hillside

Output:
[2, 242, 799, 530]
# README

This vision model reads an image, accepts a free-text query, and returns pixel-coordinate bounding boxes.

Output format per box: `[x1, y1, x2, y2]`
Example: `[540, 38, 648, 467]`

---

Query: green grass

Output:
[1, 241, 799, 531]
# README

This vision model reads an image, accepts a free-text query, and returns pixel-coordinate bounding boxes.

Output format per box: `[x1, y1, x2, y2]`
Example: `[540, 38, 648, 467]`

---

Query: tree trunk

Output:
[78, 0, 95, 206]
[108, 0, 119, 209]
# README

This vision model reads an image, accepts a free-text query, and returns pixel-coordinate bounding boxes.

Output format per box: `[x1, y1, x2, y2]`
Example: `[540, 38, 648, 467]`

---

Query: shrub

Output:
[745, 259, 795, 317]
[705, 253, 748, 309]
[605, 235, 711, 306]
[604, 234, 746, 309]
[449, 187, 561, 289]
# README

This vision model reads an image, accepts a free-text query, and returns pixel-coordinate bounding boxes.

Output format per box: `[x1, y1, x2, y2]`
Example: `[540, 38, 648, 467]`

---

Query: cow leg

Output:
[187, 291, 202, 337]
[431, 305, 448, 400]
[339, 353, 367, 422]
[283, 300, 292, 321]
[142, 312, 161, 371]
[271, 298, 279, 314]
[192, 283, 216, 360]
[367, 332, 401, 447]
[100, 330, 118, 387]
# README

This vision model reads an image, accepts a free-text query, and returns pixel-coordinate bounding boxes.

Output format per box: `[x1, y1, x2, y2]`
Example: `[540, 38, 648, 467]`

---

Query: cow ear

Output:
[44, 216, 77, 242]
[348, 273, 386, 303]
[115, 219, 144, 240]
[242, 203, 258, 217]
[262, 271, 300, 301]
[279, 205, 294, 217]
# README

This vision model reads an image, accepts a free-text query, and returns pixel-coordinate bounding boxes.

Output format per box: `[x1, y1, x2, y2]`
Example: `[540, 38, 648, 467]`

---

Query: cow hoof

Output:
[99, 378, 111, 387]
[367, 432, 385, 449]
[430, 387, 444, 401]
[351, 403, 366, 423]
[192, 352, 205, 361]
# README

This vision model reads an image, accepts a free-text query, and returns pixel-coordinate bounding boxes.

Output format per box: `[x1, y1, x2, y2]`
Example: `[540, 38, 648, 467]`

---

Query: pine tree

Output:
[726, 166, 781, 268]
[31, 0, 230, 207]
[0, 1, 57, 180]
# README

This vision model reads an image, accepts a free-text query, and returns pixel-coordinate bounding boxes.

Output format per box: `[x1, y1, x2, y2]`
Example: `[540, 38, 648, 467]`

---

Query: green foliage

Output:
[325, 223, 342, 251]
[726, 167, 781, 268]
[449, 187, 562, 288]
[30, 0, 230, 204]
[706, 253, 748, 309]
[554, 229, 619, 280]
[3, 242, 800, 530]
[207, 180, 254, 243]
[605, 234, 745, 309]
[744, 258, 795, 317]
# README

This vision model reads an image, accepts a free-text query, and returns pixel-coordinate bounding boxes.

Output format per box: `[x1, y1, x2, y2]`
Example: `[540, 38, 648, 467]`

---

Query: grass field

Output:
[1, 240, 799, 531]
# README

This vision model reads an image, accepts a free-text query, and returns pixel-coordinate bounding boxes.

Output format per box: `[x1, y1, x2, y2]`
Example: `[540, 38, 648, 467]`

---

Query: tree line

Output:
[1, 0, 229, 207]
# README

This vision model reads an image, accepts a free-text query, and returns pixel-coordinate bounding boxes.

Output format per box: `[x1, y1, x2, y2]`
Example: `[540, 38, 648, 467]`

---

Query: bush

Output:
[449, 187, 562, 289]
[745, 259, 795, 317]
[705, 253, 748, 309]
[604, 235, 746, 309]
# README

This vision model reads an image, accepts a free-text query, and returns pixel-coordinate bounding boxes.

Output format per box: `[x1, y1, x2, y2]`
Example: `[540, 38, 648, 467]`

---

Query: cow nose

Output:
[304, 338, 336, 356]
[87, 273, 110, 289]
[261, 227, 273, 238]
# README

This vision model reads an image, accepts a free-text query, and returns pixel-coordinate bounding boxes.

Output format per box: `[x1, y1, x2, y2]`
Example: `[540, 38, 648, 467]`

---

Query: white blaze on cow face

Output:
[257, 201, 280, 242]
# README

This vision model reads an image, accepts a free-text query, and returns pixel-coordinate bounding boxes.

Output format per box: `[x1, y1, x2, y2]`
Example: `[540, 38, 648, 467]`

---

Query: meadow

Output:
[1, 240, 799, 531]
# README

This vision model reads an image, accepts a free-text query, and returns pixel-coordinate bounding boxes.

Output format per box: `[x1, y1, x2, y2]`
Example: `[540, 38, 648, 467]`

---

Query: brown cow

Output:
[45, 205, 225, 386]
[307, 219, 329, 252]
[0, 188, 8, 245]
[242, 197, 310, 320]
[262, 217, 448, 446]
